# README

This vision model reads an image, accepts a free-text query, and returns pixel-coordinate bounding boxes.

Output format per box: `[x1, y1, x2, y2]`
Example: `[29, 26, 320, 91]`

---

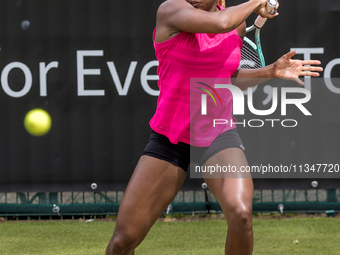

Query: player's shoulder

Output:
[157, 0, 189, 18]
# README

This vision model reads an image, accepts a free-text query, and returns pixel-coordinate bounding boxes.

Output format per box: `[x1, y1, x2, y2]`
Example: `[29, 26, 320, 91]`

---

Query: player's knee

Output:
[106, 232, 137, 255]
[228, 206, 252, 232]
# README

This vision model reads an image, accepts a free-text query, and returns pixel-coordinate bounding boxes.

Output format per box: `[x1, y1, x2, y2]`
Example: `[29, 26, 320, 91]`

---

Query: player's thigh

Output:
[114, 155, 187, 237]
[203, 148, 254, 216]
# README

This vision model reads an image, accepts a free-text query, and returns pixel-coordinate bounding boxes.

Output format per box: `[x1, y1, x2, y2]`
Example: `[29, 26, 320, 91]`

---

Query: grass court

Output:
[0, 216, 339, 254]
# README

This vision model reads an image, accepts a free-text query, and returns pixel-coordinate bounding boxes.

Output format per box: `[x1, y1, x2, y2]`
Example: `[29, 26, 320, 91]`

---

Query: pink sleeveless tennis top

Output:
[150, 9, 242, 146]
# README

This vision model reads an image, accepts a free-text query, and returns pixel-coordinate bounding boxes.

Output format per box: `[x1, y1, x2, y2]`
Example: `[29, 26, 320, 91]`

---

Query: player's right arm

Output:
[155, 0, 277, 43]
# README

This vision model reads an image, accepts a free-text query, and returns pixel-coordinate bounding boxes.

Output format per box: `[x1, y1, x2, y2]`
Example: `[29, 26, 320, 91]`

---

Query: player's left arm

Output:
[232, 51, 323, 90]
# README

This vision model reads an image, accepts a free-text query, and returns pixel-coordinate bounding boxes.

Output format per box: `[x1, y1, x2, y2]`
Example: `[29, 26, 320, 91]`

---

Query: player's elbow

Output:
[218, 17, 237, 33]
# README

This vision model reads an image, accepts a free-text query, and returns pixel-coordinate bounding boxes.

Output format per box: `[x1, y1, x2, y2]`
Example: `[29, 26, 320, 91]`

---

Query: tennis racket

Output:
[239, 0, 278, 70]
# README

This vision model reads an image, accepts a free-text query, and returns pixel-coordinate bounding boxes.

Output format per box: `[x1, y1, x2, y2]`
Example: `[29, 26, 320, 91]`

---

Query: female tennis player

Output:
[106, 0, 322, 254]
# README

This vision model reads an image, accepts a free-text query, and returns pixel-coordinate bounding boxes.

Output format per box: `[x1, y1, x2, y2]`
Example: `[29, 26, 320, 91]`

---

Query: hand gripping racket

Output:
[239, 0, 278, 69]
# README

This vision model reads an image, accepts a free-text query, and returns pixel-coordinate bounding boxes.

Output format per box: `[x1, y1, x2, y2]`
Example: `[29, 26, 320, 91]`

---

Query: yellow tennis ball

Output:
[24, 109, 52, 136]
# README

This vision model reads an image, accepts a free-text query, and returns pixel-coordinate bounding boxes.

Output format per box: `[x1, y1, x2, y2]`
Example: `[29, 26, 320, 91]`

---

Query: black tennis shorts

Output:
[142, 129, 245, 171]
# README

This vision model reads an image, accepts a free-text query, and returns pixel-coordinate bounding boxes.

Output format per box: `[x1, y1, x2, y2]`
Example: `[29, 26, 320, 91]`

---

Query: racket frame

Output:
[242, 0, 278, 68]
[243, 24, 265, 68]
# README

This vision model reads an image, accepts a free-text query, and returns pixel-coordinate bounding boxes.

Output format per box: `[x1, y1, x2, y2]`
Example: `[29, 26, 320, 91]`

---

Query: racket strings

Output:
[239, 41, 262, 70]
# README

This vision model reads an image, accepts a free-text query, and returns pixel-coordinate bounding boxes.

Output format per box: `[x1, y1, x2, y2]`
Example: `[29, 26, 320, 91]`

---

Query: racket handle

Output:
[254, 0, 278, 28]
[255, 16, 267, 28]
